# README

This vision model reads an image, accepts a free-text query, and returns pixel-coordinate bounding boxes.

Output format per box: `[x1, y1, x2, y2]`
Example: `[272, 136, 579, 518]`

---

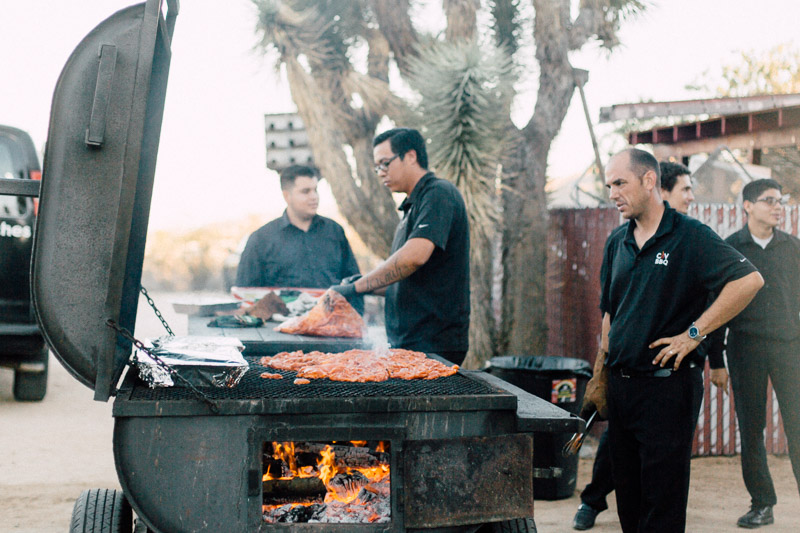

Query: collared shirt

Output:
[711, 226, 800, 343]
[235, 211, 360, 288]
[600, 203, 756, 371]
[385, 172, 470, 353]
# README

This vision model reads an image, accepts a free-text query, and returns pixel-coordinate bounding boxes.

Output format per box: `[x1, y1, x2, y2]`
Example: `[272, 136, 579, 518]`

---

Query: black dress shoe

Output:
[573, 503, 600, 530]
[737, 505, 774, 528]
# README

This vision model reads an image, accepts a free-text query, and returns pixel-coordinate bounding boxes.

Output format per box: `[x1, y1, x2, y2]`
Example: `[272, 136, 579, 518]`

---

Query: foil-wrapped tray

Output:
[134, 335, 248, 389]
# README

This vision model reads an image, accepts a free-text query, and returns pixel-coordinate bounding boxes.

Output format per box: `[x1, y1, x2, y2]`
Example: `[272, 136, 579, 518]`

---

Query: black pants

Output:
[582, 366, 705, 514]
[607, 366, 703, 533]
[580, 428, 614, 511]
[727, 334, 800, 507]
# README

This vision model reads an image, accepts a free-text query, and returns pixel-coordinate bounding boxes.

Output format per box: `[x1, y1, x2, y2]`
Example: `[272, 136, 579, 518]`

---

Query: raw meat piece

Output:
[259, 351, 326, 371]
[260, 372, 283, 380]
[246, 292, 289, 321]
[296, 350, 390, 383]
[260, 348, 458, 382]
[276, 289, 366, 338]
[294, 378, 311, 385]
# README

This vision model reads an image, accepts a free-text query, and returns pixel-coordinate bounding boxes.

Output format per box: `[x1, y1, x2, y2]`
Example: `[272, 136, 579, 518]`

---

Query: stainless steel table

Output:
[187, 315, 372, 356]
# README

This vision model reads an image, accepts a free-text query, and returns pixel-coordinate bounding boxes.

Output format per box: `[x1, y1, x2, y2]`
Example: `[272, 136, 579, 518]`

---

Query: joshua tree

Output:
[253, 0, 644, 367]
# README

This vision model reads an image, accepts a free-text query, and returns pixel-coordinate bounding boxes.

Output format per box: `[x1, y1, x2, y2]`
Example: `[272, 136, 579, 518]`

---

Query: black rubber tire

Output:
[69, 489, 133, 533]
[490, 517, 538, 533]
[13, 352, 48, 401]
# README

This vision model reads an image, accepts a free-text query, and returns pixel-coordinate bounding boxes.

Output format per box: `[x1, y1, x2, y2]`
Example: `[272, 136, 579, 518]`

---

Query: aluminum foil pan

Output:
[134, 335, 248, 389]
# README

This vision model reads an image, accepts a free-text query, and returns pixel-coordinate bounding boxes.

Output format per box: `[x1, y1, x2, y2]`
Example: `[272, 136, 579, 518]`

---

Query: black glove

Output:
[329, 282, 364, 314]
[579, 349, 609, 420]
[330, 283, 357, 299]
[340, 274, 362, 285]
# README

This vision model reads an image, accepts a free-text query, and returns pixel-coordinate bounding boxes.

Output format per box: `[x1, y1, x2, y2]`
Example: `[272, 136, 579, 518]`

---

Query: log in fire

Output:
[263, 441, 391, 524]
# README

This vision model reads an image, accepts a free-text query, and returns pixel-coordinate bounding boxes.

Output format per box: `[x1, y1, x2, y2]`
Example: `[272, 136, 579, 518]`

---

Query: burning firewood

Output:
[270, 503, 326, 523]
[357, 486, 378, 503]
[292, 442, 388, 468]
[262, 477, 326, 498]
[262, 440, 392, 525]
[328, 471, 369, 496]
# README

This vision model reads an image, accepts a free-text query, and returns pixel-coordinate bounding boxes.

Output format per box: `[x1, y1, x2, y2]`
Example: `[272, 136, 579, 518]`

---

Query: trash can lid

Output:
[487, 355, 593, 378]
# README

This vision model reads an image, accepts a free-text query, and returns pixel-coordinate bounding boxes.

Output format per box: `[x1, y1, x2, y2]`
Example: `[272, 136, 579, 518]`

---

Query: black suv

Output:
[0, 124, 47, 401]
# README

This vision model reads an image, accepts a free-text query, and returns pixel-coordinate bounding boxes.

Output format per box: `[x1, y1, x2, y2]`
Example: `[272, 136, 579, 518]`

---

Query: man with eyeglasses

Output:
[331, 127, 470, 364]
[707, 178, 800, 529]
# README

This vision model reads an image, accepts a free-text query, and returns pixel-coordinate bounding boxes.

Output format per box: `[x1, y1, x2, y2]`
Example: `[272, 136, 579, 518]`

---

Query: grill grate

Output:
[128, 356, 499, 402]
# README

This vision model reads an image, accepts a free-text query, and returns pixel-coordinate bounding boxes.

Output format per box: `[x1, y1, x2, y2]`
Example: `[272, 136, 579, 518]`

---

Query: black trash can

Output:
[486, 355, 593, 500]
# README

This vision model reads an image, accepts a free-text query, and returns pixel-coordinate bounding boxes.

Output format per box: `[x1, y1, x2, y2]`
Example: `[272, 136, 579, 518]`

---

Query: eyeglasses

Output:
[374, 154, 399, 173]
[755, 196, 788, 207]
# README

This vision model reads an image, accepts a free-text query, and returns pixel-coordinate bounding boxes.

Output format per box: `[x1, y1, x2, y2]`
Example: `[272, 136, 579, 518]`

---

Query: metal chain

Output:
[105, 319, 219, 414]
[140, 285, 174, 336]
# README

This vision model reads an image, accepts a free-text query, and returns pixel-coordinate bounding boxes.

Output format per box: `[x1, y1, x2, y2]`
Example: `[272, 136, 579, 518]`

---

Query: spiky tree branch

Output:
[253, 0, 642, 363]
[407, 42, 514, 363]
[254, 0, 404, 256]
[368, 0, 420, 75]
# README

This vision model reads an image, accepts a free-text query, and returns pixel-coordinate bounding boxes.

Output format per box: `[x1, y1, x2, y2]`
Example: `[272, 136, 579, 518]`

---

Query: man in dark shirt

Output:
[707, 178, 800, 529]
[235, 164, 360, 289]
[597, 148, 763, 533]
[572, 159, 729, 530]
[659, 161, 696, 215]
[331, 128, 470, 364]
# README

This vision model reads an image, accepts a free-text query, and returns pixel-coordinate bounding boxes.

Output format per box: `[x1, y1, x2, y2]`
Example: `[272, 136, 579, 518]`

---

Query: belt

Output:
[613, 361, 697, 378]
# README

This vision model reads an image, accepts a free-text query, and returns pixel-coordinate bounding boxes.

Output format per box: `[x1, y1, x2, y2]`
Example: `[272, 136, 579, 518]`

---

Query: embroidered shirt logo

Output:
[655, 251, 669, 266]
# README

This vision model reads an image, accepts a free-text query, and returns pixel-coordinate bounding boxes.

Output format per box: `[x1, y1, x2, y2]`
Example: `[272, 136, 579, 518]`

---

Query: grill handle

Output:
[85, 44, 118, 147]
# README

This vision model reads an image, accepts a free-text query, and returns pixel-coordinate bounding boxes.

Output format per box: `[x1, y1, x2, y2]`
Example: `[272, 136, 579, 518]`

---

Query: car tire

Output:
[70, 489, 133, 533]
[13, 349, 48, 401]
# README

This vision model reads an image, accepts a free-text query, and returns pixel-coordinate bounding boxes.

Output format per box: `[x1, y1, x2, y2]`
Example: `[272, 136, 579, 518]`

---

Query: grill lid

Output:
[32, 0, 178, 401]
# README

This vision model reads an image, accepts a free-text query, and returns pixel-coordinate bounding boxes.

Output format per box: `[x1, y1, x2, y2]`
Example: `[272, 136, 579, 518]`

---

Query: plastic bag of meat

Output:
[275, 289, 366, 338]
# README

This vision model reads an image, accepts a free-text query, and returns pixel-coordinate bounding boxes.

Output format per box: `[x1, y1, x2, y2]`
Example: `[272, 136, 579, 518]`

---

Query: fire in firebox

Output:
[262, 440, 391, 524]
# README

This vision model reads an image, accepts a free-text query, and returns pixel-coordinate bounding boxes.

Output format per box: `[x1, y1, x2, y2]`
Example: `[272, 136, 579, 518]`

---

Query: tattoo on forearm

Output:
[364, 257, 413, 291]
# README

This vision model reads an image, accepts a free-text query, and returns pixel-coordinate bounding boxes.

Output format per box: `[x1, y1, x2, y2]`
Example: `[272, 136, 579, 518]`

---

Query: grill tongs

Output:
[562, 409, 598, 457]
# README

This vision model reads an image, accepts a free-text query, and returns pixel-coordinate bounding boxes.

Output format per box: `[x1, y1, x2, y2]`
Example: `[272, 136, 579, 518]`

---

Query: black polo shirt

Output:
[714, 227, 800, 342]
[385, 172, 470, 353]
[235, 211, 360, 288]
[600, 204, 756, 371]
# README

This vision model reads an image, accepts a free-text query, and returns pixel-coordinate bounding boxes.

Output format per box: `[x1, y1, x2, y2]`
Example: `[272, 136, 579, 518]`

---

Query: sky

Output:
[2, 0, 799, 231]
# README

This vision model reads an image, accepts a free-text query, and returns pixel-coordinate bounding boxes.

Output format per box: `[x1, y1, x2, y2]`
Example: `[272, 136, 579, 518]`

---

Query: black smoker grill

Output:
[0, 1, 583, 531]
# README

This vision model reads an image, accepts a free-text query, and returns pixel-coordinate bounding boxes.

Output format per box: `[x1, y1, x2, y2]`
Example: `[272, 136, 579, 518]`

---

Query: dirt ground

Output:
[1, 292, 798, 532]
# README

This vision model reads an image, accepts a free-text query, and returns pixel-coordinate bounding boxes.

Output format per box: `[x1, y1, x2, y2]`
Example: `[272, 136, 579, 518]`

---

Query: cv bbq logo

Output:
[551, 378, 577, 404]
[655, 251, 669, 266]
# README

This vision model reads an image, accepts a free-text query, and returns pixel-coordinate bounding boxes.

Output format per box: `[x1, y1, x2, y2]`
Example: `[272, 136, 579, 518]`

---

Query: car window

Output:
[0, 138, 29, 217]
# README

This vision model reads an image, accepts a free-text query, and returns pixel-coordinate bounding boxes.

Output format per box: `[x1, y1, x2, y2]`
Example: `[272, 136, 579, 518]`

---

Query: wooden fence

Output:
[546, 204, 799, 456]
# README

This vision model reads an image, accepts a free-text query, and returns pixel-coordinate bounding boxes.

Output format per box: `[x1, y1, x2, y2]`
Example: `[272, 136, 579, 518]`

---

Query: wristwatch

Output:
[688, 322, 707, 340]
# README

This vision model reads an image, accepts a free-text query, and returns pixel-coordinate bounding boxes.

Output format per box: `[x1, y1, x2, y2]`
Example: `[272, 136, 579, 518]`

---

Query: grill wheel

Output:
[69, 489, 132, 533]
[478, 517, 538, 533]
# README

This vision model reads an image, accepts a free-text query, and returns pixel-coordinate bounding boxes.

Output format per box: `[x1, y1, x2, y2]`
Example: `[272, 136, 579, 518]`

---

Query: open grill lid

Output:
[32, 0, 177, 401]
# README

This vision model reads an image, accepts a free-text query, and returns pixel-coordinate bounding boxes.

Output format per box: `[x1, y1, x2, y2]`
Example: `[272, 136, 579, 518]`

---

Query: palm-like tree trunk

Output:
[254, 0, 643, 360]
